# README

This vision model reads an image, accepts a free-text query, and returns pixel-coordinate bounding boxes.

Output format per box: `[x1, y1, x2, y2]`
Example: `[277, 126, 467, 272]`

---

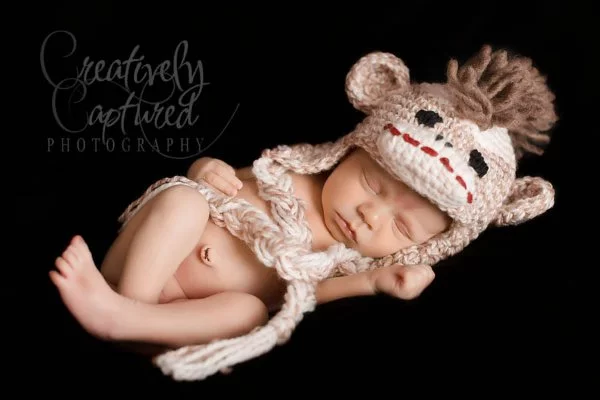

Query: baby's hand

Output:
[190, 157, 244, 196]
[370, 264, 435, 300]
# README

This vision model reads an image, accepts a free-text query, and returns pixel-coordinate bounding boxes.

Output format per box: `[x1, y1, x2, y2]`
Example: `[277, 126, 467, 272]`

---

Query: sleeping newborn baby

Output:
[49, 45, 557, 381]
[50, 147, 447, 350]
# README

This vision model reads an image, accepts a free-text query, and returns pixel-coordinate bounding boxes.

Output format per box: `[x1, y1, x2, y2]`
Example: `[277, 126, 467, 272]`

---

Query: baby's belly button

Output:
[174, 220, 274, 298]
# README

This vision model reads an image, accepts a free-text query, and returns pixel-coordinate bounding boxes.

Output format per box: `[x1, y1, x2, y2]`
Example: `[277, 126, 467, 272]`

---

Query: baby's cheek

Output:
[361, 236, 396, 259]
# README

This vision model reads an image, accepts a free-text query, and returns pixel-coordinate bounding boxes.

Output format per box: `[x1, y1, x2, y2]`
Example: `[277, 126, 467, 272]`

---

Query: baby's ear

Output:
[345, 52, 410, 114]
[492, 176, 555, 227]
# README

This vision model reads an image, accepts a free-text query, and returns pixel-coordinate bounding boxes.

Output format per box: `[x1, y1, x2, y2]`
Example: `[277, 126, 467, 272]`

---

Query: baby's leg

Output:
[102, 185, 209, 304]
[50, 236, 268, 348]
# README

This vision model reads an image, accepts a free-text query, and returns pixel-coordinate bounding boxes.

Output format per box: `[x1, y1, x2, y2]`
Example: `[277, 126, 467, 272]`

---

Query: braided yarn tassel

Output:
[153, 243, 359, 381]
[140, 153, 363, 380]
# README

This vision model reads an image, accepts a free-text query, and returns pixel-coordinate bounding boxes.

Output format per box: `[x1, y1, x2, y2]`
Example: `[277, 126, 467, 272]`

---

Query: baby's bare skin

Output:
[99, 169, 332, 312]
[50, 235, 270, 348]
[50, 151, 439, 350]
[171, 173, 334, 310]
[49, 168, 344, 350]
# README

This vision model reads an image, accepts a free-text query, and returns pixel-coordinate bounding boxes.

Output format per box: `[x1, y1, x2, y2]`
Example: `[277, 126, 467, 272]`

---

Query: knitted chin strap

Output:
[117, 151, 365, 381]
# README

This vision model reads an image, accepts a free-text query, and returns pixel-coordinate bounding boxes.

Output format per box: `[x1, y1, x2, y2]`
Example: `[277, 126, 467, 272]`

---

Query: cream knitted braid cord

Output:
[117, 151, 365, 381]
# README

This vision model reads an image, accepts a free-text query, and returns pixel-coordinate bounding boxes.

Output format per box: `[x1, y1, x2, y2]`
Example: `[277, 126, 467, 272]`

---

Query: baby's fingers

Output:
[409, 264, 435, 283]
[214, 163, 244, 189]
[215, 159, 237, 177]
[204, 170, 242, 196]
[410, 264, 433, 272]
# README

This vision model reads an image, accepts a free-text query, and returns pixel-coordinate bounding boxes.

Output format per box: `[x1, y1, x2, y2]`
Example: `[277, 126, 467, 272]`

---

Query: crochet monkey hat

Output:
[118, 45, 558, 380]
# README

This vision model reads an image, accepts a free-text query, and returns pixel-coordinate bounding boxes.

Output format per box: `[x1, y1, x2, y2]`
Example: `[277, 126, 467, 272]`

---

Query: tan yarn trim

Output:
[446, 45, 558, 160]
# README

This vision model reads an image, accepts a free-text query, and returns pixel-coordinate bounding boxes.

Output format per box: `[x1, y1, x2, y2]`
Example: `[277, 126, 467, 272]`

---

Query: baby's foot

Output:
[49, 235, 122, 341]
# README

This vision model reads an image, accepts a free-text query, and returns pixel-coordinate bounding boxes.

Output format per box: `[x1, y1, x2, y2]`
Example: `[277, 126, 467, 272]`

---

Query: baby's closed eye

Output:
[393, 217, 413, 241]
[362, 169, 381, 194]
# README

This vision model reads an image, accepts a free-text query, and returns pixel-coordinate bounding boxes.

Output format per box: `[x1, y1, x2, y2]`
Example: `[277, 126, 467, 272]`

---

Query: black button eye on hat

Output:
[416, 109, 443, 128]
[469, 149, 489, 178]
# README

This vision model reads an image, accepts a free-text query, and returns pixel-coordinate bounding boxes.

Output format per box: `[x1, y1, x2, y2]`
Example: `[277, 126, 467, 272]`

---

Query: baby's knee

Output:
[154, 185, 208, 221]
[220, 292, 269, 333]
[241, 294, 269, 328]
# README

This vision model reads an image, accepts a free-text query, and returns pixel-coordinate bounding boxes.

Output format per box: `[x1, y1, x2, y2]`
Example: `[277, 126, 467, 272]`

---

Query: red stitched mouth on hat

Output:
[384, 123, 473, 204]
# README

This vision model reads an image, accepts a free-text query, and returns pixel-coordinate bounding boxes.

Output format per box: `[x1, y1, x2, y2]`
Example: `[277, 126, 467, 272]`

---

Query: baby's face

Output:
[321, 148, 451, 258]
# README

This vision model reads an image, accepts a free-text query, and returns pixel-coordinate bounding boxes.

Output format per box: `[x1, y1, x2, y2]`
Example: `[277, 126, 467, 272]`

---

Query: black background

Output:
[8, 1, 589, 396]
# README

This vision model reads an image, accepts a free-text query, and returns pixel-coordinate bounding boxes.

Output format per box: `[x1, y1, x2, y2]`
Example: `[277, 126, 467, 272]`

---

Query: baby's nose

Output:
[358, 202, 386, 229]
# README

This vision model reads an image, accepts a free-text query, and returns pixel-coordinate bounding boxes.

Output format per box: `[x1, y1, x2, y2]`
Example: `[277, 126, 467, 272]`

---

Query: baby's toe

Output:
[55, 256, 72, 277]
[62, 247, 79, 266]
[71, 236, 92, 261]
[49, 270, 66, 287]
[77, 236, 91, 253]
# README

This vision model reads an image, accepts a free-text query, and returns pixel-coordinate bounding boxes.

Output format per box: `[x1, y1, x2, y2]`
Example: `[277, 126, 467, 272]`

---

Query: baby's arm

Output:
[187, 157, 253, 181]
[186, 157, 244, 196]
[316, 264, 436, 305]
[315, 271, 375, 305]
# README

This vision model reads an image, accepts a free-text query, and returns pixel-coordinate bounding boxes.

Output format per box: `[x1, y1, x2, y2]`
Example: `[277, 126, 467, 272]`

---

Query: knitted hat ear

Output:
[491, 176, 555, 226]
[345, 52, 411, 114]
